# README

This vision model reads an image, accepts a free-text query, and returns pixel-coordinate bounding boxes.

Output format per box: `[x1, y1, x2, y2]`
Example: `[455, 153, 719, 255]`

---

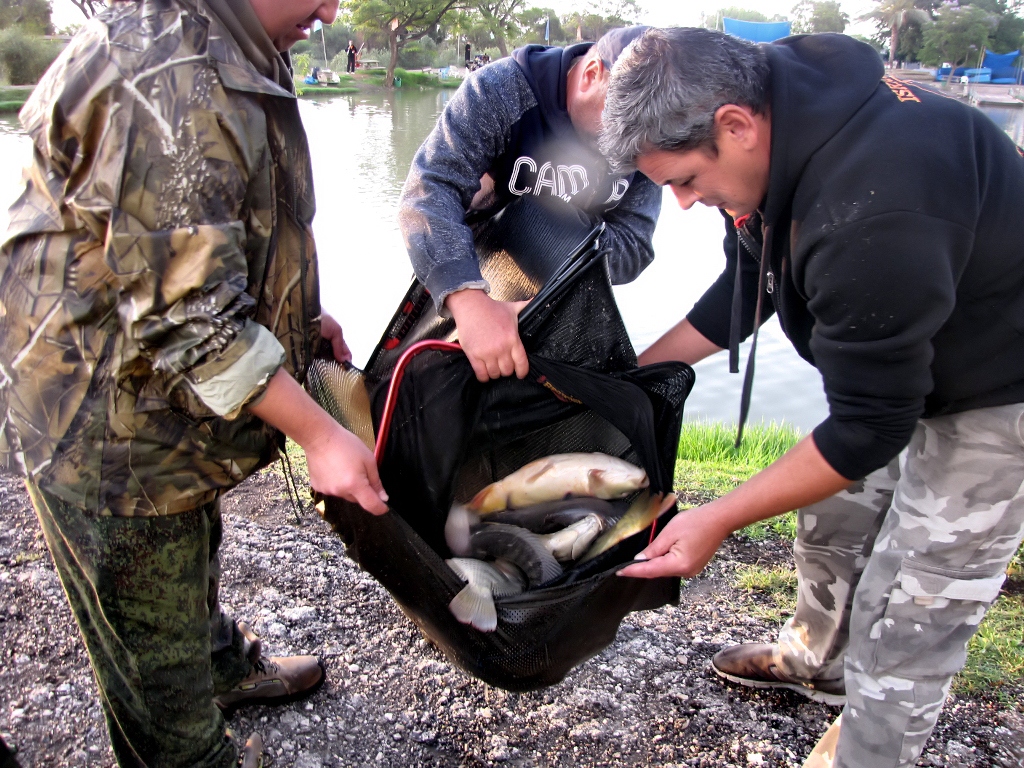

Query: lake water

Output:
[4, 89, 1019, 433]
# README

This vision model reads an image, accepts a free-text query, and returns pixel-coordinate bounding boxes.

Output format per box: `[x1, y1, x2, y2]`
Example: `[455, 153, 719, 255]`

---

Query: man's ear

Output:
[580, 55, 607, 92]
[713, 104, 763, 150]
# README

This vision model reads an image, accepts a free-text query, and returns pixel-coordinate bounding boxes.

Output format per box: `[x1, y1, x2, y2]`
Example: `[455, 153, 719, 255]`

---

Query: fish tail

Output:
[449, 584, 498, 632]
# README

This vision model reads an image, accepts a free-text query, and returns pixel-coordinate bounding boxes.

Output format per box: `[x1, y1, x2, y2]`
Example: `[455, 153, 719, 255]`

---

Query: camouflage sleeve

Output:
[19, 19, 286, 420]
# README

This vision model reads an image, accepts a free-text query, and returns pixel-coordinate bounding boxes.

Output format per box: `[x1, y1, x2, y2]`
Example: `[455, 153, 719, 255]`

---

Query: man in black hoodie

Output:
[601, 27, 1024, 768]
[399, 27, 660, 383]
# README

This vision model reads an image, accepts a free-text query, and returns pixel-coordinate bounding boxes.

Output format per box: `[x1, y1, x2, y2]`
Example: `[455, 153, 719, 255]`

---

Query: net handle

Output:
[374, 339, 463, 465]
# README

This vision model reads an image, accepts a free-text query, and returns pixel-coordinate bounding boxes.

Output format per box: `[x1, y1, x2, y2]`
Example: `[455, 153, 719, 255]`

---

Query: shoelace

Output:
[252, 658, 279, 676]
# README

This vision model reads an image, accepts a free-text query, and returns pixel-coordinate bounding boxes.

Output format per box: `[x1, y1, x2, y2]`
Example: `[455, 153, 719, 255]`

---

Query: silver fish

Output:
[484, 497, 619, 533]
[468, 453, 649, 513]
[468, 523, 563, 586]
[579, 491, 678, 563]
[446, 558, 525, 632]
[538, 513, 606, 562]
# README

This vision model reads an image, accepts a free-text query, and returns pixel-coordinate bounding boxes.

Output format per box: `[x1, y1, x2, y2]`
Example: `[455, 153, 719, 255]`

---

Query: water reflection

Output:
[6, 89, 1018, 433]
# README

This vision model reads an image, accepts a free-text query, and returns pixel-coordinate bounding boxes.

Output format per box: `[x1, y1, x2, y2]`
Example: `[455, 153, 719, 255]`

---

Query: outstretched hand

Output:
[446, 289, 530, 382]
[617, 505, 731, 579]
[304, 421, 389, 515]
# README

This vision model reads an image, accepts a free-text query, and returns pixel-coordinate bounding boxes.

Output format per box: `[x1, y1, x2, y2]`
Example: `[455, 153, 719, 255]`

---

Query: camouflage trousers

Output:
[27, 481, 255, 768]
[774, 403, 1024, 767]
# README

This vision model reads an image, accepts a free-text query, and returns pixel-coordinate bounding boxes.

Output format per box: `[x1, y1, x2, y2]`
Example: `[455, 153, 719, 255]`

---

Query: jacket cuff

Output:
[188, 322, 286, 418]
[423, 258, 490, 314]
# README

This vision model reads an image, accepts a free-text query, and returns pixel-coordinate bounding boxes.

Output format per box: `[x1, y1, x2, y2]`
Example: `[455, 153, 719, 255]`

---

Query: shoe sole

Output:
[712, 663, 847, 707]
[215, 660, 327, 717]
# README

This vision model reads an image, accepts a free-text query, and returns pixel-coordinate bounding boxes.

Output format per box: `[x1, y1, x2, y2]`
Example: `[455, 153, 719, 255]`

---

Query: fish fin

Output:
[449, 584, 497, 632]
[468, 486, 503, 514]
[587, 468, 607, 495]
[524, 460, 555, 483]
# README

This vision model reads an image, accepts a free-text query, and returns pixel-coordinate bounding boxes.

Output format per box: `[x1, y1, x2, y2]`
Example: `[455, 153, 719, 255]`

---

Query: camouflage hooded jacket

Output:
[0, 0, 323, 516]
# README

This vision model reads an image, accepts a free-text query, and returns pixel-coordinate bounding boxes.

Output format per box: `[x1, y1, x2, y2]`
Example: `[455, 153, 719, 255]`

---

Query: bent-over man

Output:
[601, 27, 1024, 768]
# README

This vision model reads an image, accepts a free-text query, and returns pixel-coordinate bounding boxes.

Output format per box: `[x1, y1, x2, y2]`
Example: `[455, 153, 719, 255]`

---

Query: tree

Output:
[475, 0, 528, 57]
[67, 0, 104, 20]
[345, 0, 465, 86]
[791, 1, 850, 33]
[919, 2, 999, 73]
[971, 0, 1024, 52]
[0, 0, 53, 35]
[860, 0, 932, 66]
[514, 7, 565, 45]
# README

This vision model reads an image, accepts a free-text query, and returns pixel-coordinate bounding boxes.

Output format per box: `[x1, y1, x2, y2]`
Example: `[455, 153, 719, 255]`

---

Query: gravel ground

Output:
[2, 465, 1022, 768]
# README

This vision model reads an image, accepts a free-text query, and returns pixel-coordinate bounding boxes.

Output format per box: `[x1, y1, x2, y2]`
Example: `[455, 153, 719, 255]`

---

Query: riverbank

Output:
[0, 87, 32, 114]
[2, 423, 1021, 767]
[297, 68, 461, 98]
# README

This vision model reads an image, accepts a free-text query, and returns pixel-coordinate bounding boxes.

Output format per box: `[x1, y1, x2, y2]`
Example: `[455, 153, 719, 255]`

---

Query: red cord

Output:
[374, 340, 462, 465]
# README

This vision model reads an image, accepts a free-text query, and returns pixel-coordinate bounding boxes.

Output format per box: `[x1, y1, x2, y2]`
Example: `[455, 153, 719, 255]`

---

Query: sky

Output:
[49, 0, 880, 38]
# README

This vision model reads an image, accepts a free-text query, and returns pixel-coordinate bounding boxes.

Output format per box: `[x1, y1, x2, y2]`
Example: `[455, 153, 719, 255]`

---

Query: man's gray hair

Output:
[600, 27, 771, 173]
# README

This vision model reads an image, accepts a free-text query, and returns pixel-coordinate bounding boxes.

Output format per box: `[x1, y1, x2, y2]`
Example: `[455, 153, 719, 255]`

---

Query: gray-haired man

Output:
[600, 27, 1024, 768]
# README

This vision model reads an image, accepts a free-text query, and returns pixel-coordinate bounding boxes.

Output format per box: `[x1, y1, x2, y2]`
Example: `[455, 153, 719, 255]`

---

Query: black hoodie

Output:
[687, 34, 1024, 481]
[399, 45, 661, 310]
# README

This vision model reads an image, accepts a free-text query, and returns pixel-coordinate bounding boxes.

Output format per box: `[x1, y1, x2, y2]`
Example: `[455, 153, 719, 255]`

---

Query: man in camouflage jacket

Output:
[0, 0, 388, 765]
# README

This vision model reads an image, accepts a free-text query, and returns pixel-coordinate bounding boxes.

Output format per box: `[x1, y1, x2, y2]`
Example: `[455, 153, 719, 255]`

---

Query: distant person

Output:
[399, 27, 661, 383]
[600, 27, 1024, 768]
[346, 39, 357, 73]
[0, 0, 389, 766]
[465, 41, 471, 66]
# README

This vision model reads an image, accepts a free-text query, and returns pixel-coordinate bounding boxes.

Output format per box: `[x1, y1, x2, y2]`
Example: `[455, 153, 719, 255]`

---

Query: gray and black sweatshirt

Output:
[398, 43, 662, 310]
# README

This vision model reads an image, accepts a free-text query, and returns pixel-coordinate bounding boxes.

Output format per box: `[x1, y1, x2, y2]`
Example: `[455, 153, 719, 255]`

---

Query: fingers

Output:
[511, 341, 529, 379]
[352, 483, 389, 515]
[618, 553, 690, 579]
[333, 336, 352, 364]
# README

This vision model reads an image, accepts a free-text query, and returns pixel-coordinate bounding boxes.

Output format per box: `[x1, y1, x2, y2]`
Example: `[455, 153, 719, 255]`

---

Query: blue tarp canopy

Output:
[722, 18, 792, 43]
[982, 50, 1021, 82]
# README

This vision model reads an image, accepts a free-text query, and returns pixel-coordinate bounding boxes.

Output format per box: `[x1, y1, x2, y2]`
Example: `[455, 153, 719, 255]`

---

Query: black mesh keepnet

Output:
[317, 196, 695, 691]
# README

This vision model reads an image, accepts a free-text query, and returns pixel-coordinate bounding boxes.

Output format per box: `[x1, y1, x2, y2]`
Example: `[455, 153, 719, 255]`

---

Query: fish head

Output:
[586, 465, 649, 498]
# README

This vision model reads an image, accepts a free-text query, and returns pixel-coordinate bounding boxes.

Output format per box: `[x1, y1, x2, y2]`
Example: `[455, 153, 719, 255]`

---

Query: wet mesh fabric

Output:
[314, 196, 695, 690]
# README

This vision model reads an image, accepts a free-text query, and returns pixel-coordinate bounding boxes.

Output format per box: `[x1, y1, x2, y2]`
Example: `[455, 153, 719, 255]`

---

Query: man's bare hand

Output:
[618, 505, 731, 579]
[446, 289, 530, 382]
[304, 421, 389, 515]
[248, 369, 387, 515]
[320, 312, 352, 364]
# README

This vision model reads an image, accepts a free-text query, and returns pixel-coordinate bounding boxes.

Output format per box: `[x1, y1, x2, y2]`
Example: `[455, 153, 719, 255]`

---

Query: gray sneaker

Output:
[711, 643, 847, 706]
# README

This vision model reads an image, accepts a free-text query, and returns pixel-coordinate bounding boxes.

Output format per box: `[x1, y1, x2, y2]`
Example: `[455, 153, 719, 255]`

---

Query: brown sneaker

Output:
[239, 732, 263, 768]
[711, 643, 846, 706]
[215, 624, 325, 713]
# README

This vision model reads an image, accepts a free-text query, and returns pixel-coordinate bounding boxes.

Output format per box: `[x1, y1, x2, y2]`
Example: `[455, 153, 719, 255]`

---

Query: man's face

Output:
[249, 0, 339, 52]
[635, 108, 770, 218]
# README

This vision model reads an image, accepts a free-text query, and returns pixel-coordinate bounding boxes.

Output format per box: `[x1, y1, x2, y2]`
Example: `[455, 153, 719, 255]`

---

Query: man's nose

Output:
[317, 0, 340, 25]
[671, 186, 698, 210]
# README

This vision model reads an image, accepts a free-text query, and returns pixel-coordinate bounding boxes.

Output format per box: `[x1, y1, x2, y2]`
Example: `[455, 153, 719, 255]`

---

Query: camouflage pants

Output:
[775, 403, 1024, 767]
[27, 481, 254, 768]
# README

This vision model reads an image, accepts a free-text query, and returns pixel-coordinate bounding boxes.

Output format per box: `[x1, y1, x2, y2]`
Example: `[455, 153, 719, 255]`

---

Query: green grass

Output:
[955, 590, 1024, 695]
[732, 564, 798, 624]
[675, 420, 801, 540]
[363, 68, 462, 89]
